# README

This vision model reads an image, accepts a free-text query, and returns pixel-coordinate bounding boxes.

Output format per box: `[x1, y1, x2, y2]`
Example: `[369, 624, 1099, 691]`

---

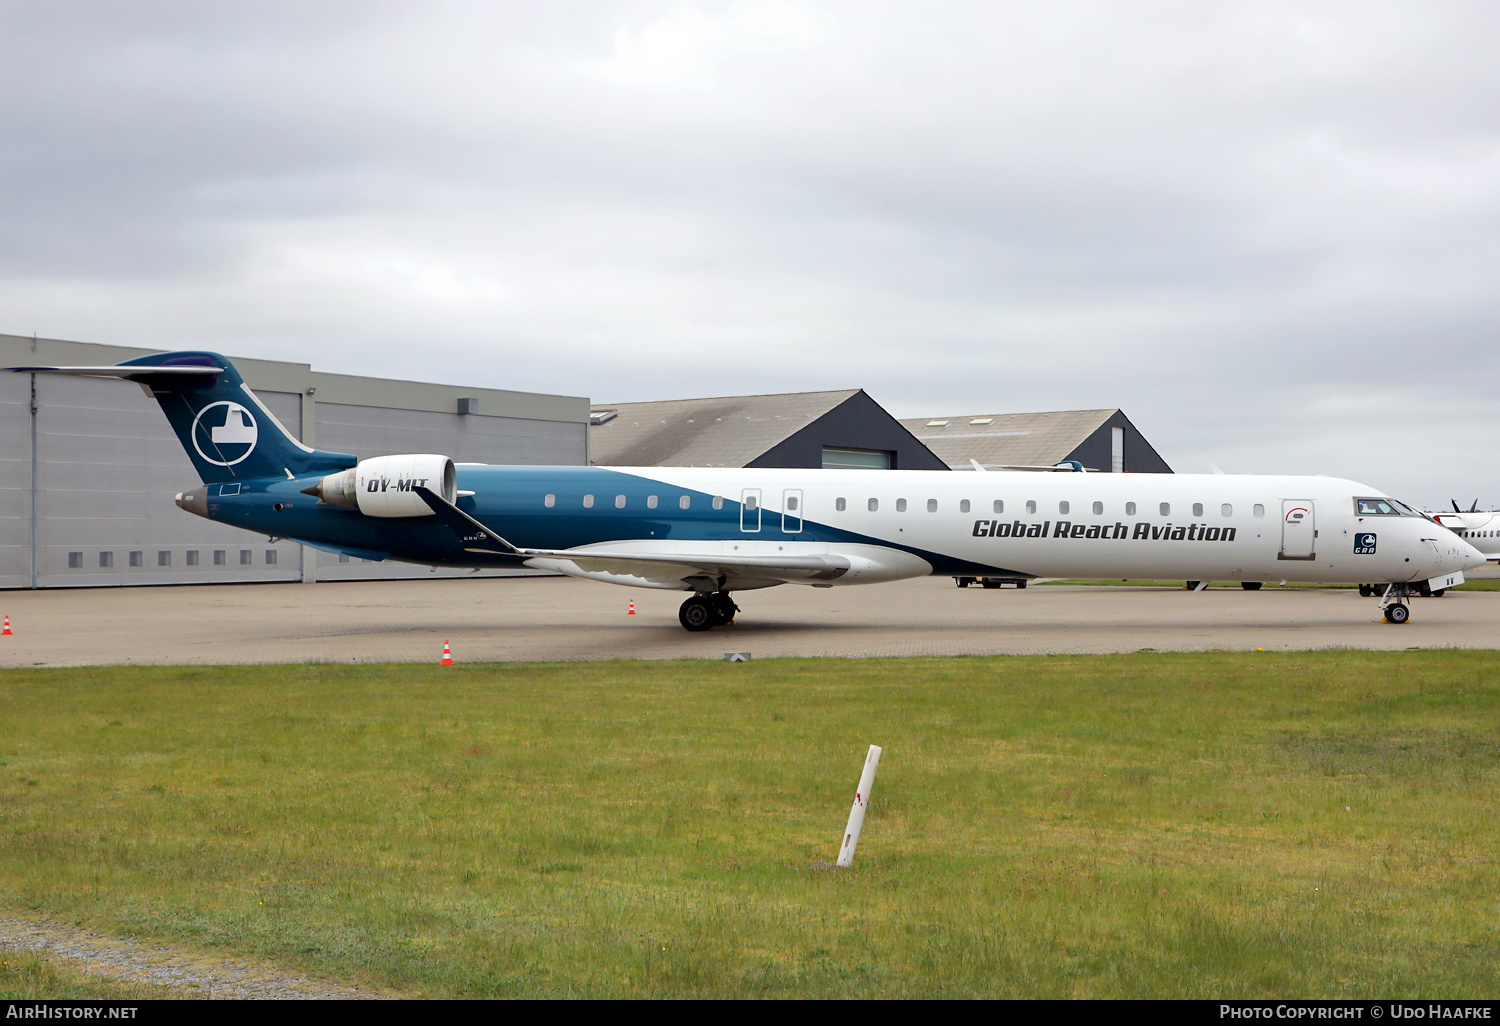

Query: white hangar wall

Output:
[0, 334, 589, 589]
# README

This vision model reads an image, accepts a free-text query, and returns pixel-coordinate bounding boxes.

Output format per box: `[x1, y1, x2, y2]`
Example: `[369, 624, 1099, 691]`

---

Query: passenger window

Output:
[679, 495, 690, 509]
[1126, 502, 1136, 516]
[787, 496, 799, 511]
[896, 499, 907, 512]
[1192, 503, 1204, 517]
[583, 494, 594, 508]
[712, 496, 724, 510]
[1026, 500, 1037, 514]
[1253, 504, 1265, 517]
[927, 499, 937, 513]
[1221, 503, 1232, 517]
[615, 495, 626, 508]
[993, 500, 1004, 514]
[544, 493, 555, 507]
[647, 495, 658, 509]
[868, 498, 879, 512]
[960, 499, 970, 513]
[836, 497, 846, 511]
[744, 494, 757, 510]
[1159, 503, 1170, 516]
[1092, 501, 1103, 515]
[1059, 501, 1070, 514]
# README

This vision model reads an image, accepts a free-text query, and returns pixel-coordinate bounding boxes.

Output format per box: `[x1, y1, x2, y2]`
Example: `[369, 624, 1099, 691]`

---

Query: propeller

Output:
[1472, 499, 1480, 513]
[1453, 499, 1462, 512]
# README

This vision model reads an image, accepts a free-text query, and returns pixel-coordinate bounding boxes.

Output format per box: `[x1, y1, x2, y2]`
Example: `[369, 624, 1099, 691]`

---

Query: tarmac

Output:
[0, 574, 1497, 666]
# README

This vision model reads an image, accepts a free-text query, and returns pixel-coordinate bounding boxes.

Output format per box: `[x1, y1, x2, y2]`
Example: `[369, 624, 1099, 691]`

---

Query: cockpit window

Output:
[1355, 497, 1419, 517]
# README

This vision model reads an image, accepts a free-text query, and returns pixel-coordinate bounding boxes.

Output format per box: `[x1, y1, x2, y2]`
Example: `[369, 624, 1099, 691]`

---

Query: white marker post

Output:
[836, 744, 883, 868]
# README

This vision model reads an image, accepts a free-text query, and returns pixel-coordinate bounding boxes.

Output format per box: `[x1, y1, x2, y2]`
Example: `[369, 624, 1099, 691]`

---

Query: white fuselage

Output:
[543, 467, 1486, 591]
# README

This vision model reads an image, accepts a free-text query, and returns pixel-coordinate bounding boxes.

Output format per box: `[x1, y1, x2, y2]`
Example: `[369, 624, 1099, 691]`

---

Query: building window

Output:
[896, 498, 906, 512]
[836, 497, 846, 511]
[867, 498, 879, 512]
[68, 552, 83, 569]
[98, 551, 114, 568]
[1025, 500, 1037, 514]
[615, 495, 626, 508]
[583, 494, 594, 508]
[1192, 503, 1204, 517]
[129, 551, 143, 567]
[712, 496, 724, 510]
[240, 549, 253, 565]
[266, 550, 278, 565]
[158, 551, 172, 567]
[1126, 502, 1136, 516]
[993, 500, 1004, 514]
[1159, 503, 1170, 517]
[679, 495, 690, 509]
[822, 446, 892, 470]
[544, 493, 555, 507]
[960, 499, 970, 513]
[1092, 501, 1104, 515]
[213, 550, 226, 565]
[647, 495, 658, 509]
[185, 550, 199, 566]
[1253, 504, 1265, 518]
[1221, 504, 1232, 517]
[1059, 501, 1070, 515]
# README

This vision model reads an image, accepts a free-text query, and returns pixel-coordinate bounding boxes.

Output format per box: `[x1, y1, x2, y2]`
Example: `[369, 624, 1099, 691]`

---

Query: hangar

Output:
[899, 409, 1172, 474]
[1, 334, 588, 589]
[589, 389, 948, 471]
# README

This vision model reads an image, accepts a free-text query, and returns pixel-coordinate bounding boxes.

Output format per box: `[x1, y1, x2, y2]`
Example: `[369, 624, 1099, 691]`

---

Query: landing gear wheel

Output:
[1384, 602, 1410, 624]
[1242, 581, 1263, 591]
[1432, 589, 1445, 598]
[1016, 580, 1027, 589]
[955, 578, 971, 588]
[679, 595, 715, 632]
[981, 580, 1001, 589]
[710, 594, 739, 626]
[1358, 584, 1373, 597]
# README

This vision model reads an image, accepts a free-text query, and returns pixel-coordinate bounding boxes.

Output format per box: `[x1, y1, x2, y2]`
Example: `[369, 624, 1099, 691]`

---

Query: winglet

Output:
[413, 485, 521, 554]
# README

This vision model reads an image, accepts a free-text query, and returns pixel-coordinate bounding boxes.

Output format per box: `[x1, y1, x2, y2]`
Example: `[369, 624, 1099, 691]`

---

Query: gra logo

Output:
[191, 401, 258, 466]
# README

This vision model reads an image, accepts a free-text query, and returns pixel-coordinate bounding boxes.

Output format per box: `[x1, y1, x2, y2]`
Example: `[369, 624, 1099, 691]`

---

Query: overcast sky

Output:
[2, 1, 1497, 505]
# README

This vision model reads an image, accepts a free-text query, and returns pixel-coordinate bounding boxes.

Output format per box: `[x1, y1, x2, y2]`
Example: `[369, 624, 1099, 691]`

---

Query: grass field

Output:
[2, 652, 1499, 998]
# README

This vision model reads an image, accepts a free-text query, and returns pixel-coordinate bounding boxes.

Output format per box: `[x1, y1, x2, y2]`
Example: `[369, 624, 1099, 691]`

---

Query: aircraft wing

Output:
[413, 486, 849, 585]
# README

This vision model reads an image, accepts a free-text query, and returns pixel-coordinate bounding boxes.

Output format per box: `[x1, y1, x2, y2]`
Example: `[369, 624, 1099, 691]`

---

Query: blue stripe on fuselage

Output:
[204, 466, 1025, 576]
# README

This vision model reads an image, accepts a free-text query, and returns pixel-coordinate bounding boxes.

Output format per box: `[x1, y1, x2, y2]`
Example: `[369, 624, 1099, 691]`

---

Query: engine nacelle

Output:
[304, 454, 456, 518]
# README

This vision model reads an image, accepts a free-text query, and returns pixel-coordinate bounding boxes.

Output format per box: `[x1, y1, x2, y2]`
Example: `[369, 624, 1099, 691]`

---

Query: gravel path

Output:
[0, 917, 396, 1000]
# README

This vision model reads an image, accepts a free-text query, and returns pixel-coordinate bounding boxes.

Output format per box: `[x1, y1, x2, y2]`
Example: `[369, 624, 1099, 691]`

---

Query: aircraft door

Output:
[1279, 500, 1316, 560]
[782, 489, 803, 533]
[740, 488, 761, 533]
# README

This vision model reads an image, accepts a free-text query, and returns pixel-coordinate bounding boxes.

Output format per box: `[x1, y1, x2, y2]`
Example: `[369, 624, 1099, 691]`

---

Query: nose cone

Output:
[1461, 539, 1491, 572]
[175, 489, 209, 519]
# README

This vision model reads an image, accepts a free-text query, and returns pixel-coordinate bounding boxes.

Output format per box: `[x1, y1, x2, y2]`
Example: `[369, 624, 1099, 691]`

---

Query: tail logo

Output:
[191, 401, 259, 466]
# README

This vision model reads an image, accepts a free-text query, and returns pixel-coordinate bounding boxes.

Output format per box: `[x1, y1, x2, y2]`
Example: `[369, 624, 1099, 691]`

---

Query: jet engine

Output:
[303, 454, 456, 517]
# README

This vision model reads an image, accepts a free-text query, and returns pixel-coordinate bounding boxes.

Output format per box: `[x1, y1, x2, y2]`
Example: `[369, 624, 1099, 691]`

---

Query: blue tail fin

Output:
[117, 351, 356, 484]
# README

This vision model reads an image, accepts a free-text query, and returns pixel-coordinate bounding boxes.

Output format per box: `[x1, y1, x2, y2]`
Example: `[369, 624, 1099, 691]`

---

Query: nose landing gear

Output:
[1378, 583, 1412, 624]
[678, 592, 739, 632]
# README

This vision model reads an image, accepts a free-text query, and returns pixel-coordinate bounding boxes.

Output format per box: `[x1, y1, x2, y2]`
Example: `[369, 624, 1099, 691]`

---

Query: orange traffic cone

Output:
[1, 616, 9, 635]
[628, 600, 636, 615]
[441, 640, 453, 665]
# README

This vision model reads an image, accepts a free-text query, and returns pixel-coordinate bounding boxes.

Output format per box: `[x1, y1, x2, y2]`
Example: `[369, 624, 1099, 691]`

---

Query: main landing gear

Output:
[1377, 583, 1413, 624]
[679, 592, 739, 632]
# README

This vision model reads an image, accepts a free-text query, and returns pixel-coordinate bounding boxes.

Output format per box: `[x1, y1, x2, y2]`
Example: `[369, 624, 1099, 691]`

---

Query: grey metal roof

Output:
[590, 390, 861, 466]
[899, 409, 1119, 470]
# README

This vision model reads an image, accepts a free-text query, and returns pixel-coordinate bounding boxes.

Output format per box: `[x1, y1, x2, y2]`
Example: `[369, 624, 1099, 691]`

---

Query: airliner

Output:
[11, 352, 1487, 630]
[1432, 504, 1500, 563]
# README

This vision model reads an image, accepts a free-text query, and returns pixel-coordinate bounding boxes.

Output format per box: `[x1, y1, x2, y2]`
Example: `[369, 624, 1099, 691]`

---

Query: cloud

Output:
[0, 1, 1496, 503]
